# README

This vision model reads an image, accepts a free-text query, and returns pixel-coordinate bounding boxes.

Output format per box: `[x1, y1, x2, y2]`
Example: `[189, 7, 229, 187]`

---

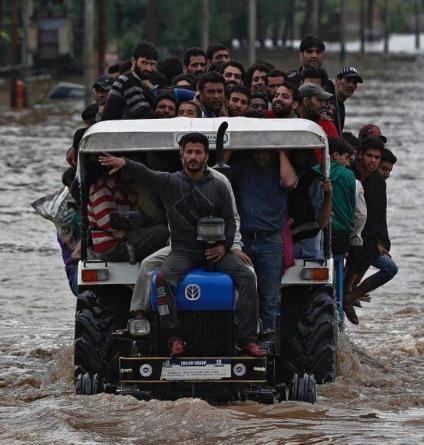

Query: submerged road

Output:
[0, 56, 423, 444]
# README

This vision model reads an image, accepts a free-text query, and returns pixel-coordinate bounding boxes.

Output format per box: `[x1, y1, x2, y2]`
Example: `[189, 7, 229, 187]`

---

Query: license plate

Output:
[161, 359, 231, 381]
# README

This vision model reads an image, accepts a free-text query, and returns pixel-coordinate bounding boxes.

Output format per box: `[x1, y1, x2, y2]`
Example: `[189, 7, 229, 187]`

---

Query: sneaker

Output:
[238, 342, 267, 357]
[168, 337, 185, 357]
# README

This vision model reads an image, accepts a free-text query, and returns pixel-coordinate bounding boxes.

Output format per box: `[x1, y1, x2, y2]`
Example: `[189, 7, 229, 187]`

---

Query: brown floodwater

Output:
[0, 55, 423, 444]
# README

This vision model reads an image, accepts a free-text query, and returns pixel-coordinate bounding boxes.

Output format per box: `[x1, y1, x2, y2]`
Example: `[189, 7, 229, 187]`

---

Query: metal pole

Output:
[360, 0, 365, 54]
[248, 0, 257, 65]
[383, 0, 389, 54]
[10, 0, 19, 109]
[84, 0, 96, 106]
[201, 0, 209, 51]
[416, 0, 421, 49]
[312, 0, 320, 37]
[340, 0, 346, 63]
[98, 0, 106, 74]
[22, 0, 34, 107]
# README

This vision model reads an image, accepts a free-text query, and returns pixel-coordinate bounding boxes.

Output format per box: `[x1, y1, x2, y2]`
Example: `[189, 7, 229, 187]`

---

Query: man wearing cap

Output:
[333, 67, 363, 132]
[296, 83, 332, 122]
[92, 74, 114, 121]
[92, 75, 114, 106]
[296, 84, 339, 140]
[358, 123, 387, 144]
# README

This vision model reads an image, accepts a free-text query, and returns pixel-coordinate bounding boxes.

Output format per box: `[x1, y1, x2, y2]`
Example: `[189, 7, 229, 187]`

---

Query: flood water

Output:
[0, 55, 423, 444]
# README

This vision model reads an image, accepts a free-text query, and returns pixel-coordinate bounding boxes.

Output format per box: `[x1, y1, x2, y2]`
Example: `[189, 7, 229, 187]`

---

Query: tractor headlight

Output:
[197, 216, 226, 242]
[127, 318, 151, 337]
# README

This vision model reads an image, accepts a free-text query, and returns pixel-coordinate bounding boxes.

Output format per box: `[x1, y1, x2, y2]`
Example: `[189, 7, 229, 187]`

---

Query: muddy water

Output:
[1, 57, 423, 445]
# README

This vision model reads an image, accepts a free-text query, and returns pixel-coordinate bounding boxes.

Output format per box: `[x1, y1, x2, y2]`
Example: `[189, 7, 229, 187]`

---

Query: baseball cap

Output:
[298, 83, 333, 100]
[92, 74, 114, 91]
[358, 124, 387, 143]
[336, 66, 363, 83]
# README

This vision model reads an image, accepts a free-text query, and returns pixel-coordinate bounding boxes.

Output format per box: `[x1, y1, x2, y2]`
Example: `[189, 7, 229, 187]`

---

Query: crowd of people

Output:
[60, 36, 398, 357]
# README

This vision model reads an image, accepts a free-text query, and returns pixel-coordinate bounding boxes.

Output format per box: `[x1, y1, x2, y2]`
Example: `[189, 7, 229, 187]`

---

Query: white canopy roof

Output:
[79, 117, 328, 153]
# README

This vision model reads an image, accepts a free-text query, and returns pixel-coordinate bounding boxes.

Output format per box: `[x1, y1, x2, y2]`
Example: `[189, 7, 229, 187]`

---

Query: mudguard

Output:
[151, 268, 235, 311]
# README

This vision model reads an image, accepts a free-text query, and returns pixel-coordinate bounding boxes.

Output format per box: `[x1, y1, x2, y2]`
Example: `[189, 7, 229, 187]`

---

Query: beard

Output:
[134, 65, 151, 80]
[184, 160, 203, 172]
[304, 108, 320, 122]
[272, 102, 292, 118]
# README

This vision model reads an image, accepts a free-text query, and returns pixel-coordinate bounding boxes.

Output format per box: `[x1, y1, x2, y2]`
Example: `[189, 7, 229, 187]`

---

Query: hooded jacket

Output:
[123, 159, 236, 251]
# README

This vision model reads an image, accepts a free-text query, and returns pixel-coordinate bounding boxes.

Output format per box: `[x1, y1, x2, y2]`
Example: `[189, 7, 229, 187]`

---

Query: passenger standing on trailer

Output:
[269, 82, 299, 118]
[92, 74, 114, 121]
[265, 69, 287, 103]
[219, 61, 246, 88]
[153, 94, 177, 118]
[333, 67, 363, 133]
[343, 136, 398, 324]
[206, 43, 230, 68]
[87, 170, 169, 263]
[183, 47, 208, 76]
[101, 42, 157, 120]
[299, 68, 339, 139]
[287, 36, 341, 134]
[287, 150, 332, 260]
[287, 36, 327, 88]
[228, 148, 297, 341]
[193, 71, 227, 117]
[246, 63, 270, 96]
[313, 138, 356, 255]
[98, 133, 265, 358]
[378, 148, 397, 180]
[227, 86, 250, 117]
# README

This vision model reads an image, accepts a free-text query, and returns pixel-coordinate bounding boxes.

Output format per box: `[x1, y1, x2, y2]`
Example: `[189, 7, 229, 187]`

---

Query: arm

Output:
[351, 180, 367, 246]
[98, 154, 170, 194]
[317, 179, 333, 228]
[279, 150, 297, 190]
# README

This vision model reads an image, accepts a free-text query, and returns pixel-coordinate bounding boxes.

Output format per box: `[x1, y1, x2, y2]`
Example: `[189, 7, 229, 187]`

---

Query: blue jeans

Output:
[243, 232, 283, 332]
[367, 254, 398, 289]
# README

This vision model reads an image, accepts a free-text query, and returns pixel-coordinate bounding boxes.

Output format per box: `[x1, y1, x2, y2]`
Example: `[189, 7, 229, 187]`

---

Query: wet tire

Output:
[303, 291, 338, 384]
[288, 373, 317, 404]
[75, 372, 103, 395]
[280, 287, 338, 384]
[74, 287, 132, 390]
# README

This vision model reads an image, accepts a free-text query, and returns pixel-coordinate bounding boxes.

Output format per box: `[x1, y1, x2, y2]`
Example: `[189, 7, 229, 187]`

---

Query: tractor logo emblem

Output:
[185, 284, 201, 301]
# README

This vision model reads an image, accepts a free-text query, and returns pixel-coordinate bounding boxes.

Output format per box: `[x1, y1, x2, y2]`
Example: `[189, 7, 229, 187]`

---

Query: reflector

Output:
[81, 268, 109, 282]
[301, 267, 329, 281]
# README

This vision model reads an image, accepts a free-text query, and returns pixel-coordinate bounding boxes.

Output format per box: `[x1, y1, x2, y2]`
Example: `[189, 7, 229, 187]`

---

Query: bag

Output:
[109, 210, 143, 230]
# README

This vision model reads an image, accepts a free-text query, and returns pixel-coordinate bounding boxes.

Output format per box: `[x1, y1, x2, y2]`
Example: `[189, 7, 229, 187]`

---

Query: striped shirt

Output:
[101, 71, 154, 120]
[87, 177, 135, 253]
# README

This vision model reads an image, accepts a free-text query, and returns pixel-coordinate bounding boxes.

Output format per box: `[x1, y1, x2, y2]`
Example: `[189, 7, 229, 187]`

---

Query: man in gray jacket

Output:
[129, 168, 250, 321]
[99, 133, 264, 358]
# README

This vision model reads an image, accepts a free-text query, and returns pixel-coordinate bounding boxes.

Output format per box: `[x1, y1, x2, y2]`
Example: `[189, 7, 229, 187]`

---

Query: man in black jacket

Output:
[101, 42, 157, 120]
[343, 136, 398, 324]
[99, 133, 264, 358]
